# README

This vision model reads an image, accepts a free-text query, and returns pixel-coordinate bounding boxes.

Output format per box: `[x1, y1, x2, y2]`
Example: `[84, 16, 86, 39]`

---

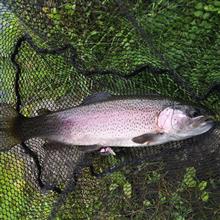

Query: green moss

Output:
[0, 153, 27, 219]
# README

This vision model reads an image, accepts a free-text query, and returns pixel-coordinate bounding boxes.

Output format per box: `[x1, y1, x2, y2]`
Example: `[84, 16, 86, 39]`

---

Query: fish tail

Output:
[0, 104, 26, 150]
[0, 104, 64, 150]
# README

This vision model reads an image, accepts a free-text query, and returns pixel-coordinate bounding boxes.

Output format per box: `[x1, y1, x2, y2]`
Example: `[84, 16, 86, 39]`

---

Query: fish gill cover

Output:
[0, 0, 220, 219]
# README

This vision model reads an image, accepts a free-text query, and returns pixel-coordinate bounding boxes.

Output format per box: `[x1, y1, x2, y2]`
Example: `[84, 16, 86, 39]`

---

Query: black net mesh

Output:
[0, 0, 220, 219]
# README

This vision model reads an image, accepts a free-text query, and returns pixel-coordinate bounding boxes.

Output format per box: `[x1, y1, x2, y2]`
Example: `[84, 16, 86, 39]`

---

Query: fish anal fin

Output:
[132, 133, 163, 144]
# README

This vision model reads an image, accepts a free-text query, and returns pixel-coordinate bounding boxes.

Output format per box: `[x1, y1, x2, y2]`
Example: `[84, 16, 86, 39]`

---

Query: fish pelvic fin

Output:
[0, 104, 25, 150]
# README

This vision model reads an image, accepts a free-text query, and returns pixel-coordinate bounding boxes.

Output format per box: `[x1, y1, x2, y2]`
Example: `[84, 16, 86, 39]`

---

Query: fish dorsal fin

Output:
[81, 92, 112, 105]
[132, 133, 163, 144]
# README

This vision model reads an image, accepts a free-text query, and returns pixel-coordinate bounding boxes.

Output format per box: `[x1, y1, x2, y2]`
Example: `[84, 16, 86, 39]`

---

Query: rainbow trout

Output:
[0, 93, 214, 155]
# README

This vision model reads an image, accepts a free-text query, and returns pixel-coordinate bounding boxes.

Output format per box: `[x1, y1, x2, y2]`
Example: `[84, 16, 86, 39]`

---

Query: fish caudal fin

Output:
[0, 104, 23, 150]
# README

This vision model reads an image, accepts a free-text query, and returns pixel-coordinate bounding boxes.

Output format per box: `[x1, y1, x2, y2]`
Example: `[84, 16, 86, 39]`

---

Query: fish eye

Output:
[190, 108, 201, 117]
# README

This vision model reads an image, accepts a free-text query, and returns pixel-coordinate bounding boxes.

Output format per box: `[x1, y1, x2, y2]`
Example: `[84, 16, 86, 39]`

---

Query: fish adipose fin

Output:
[132, 133, 164, 144]
[81, 92, 112, 105]
[0, 104, 23, 150]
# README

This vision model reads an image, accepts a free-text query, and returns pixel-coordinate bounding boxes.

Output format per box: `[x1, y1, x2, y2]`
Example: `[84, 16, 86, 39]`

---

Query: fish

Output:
[0, 92, 214, 155]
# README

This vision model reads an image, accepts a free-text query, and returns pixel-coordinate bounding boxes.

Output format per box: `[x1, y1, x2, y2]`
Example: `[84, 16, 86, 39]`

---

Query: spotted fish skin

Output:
[0, 94, 214, 151]
[51, 98, 172, 146]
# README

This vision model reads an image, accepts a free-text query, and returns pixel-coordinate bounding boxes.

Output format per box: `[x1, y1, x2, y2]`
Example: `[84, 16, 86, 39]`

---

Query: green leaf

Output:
[183, 167, 197, 188]
[51, 7, 57, 14]
[194, 11, 203, 17]
[204, 5, 218, 12]
[53, 14, 61, 20]
[186, 167, 196, 178]
[198, 181, 208, 191]
[203, 12, 210, 19]
[195, 3, 203, 10]
[109, 183, 118, 191]
[186, 179, 197, 187]
[214, 1, 220, 7]
[64, 3, 76, 10]
[200, 191, 209, 202]
[123, 182, 132, 198]
[175, 216, 185, 220]
[143, 200, 151, 207]
[89, 31, 98, 36]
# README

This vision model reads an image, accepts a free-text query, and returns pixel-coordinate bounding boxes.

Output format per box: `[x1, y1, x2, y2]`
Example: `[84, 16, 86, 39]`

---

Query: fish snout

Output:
[191, 115, 214, 129]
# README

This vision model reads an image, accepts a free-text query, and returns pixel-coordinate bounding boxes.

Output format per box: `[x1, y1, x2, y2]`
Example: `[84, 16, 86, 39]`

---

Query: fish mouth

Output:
[191, 115, 214, 128]
[173, 115, 214, 140]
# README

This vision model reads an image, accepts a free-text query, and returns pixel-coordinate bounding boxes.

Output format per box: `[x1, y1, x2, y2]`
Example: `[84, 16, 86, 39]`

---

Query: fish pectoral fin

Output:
[78, 145, 101, 152]
[132, 133, 164, 144]
[81, 92, 112, 105]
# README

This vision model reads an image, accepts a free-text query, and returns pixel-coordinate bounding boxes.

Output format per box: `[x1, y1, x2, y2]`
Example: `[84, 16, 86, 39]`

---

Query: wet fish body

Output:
[0, 93, 214, 152]
[33, 98, 172, 146]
